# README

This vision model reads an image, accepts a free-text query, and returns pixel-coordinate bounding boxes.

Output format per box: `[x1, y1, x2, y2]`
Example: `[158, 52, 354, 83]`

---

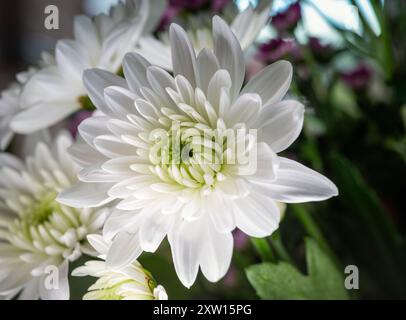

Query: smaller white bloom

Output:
[0, 85, 21, 150]
[136, 3, 271, 70]
[11, 0, 162, 134]
[0, 132, 109, 300]
[72, 234, 168, 300]
[0, 51, 55, 150]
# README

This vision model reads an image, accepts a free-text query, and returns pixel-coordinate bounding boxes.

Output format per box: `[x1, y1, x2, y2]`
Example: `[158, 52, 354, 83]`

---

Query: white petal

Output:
[233, 142, 279, 183]
[11, 102, 79, 134]
[68, 142, 107, 168]
[73, 15, 100, 61]
[169, 24, 197, 87]
[104, 86, 138, 119]
[213, 16, 245, 101]
[255, 100, 304, 153]
[123, 52, 151, 95]
[146, 66, 177, 108]
[83, 68, 127, 115]
[233, 193, 280, 237]
[199, 221, 233, 283]
[253, 157, 339, 203]
[225, 93, 261, 126]
[93, 135, 137, 158]
[196, 48, 220, 93]
[242, 60, 292, 106]
[206, 190, 235, 233]
[168, 219, 202, 288]
[207, 69, 231, 113]
[57, 181, 113, 208]
[139, 210, 173, 253]
[87, 234, 109, 256]
[135, 36, 172, 70]
[78, 116, 109, 147]
[55, 39, 89, 82]
[106, 231, 142, 268]
[103, 210, 141, 242]
[231, 4, 270, 50]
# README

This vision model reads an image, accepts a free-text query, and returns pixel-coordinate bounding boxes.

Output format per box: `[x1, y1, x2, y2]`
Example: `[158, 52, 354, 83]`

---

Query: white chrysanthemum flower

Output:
[0, 85, 21, 150]
[11, 0, 162, 134]
[58, 17, 338, 288]
[0, 52, 55, 150]
[72, 234, 167, 300]
[135, 3, 271, 70]
[0, 132, 109, 300]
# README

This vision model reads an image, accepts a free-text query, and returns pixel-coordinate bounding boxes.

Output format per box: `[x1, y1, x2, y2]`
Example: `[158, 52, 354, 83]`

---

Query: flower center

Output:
[148, 122, 226, 189]
[26, 191, 58, 226]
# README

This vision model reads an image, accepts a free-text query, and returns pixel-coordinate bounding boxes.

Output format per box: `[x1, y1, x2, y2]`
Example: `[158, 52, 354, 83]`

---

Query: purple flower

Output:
[256, 38, 302, 64]
[341, 64, 373, 91]
[233, 229, 249, 250]
[308, 37, 336, 63]
[211, 0, 231, 12]
[223, 266, 238, 287]
[156, 5, 181, 32]
[272, 2, 302, 33]
[69, 111, 94, 138]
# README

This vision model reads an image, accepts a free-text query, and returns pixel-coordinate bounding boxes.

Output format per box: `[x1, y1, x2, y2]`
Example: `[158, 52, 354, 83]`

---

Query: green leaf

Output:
[246, 238, 349, 300]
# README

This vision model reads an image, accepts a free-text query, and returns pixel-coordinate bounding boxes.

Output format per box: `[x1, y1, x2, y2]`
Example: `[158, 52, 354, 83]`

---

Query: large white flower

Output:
[58, 17, 338, 288]
[11, 0, 163, 134]
[72, 234, 167, 300]
[0, 132, 109, 300]
[135, 2, 271, 70]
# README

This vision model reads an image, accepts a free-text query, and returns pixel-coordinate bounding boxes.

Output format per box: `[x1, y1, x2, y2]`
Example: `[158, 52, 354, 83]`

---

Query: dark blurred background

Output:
[0, 0, 123, 87]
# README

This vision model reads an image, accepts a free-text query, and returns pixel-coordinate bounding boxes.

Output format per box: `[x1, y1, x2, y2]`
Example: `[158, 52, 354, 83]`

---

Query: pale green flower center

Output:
[148, 123, 227, 189]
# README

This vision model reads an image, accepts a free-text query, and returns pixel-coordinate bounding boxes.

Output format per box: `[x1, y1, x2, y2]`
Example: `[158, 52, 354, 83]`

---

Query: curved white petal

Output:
[139, 210, 173, 253]
[252, 157, 339, 203]
[57, 181, 113, 208]
[83, 68, 127, 115]
[242, 60, 292, 106]
[213, 16, 245, 101]
[196, 48, 220, 93]
[168, 219, 202, 288]
[106, 231, 142, 268]
[11, 102, 79, 134]
[169, 24, 197, 87]
[255, 100, 305, 153]
[123, 52, 151, 95]
[78, 116, 109, 147]
[199, 222, 233, 283]
[233, 193, 280, 237]
[135, 36, 172, 70]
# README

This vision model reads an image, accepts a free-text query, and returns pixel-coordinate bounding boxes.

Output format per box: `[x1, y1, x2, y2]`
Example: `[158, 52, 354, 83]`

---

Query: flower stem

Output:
[250, 237, 276, 263]
[291, 204, 337, 264]
[270, 231, 293, 264]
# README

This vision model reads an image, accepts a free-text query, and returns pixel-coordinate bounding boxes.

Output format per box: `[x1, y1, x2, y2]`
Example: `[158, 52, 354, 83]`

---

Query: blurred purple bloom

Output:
[233, 229, 249, 250]
[308, 37, 335, 63]
[157, 5, 181, 32]
[211, 0, 231, 12]
[69, 111, 93, 138]
[223, 266, 238, 287]
[341, 64, 373, 90]
[272, 2, 301, 33]
[257, 38, 302, 63]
